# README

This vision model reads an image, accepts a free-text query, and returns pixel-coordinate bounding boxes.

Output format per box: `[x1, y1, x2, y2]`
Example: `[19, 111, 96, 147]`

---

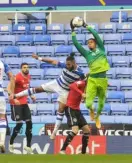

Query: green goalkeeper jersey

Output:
[72, 26, 110, 75]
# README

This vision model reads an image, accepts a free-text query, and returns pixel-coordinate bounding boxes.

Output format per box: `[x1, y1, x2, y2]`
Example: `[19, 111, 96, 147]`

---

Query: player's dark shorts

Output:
[65, 107, 88, 128]
[11, 104, 31, 121]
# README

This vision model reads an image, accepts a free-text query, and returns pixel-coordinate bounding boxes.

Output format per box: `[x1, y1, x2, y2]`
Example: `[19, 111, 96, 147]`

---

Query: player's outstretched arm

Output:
[32, 53, 59, 66]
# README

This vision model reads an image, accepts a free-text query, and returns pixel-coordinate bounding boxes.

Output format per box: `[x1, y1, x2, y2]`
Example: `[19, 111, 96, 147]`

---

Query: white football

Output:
[72, 17, 84, 27]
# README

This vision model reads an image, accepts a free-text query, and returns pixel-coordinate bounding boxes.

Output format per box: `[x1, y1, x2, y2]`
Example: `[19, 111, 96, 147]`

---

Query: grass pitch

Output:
[1, 155, 132, 163]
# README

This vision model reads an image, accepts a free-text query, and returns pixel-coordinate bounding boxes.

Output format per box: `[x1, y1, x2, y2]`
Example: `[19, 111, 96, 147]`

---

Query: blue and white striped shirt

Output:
[56, 61, 85, 91]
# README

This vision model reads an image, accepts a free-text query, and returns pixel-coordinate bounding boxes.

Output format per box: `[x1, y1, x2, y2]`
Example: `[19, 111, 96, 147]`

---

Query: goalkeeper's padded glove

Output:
[83, 20, 88, 28]
[70, 19, 75, 32]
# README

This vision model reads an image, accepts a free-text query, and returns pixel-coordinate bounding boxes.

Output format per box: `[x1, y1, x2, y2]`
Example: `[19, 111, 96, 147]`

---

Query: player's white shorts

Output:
[0, 96, 6, 114]
[41, 80, 69, 104]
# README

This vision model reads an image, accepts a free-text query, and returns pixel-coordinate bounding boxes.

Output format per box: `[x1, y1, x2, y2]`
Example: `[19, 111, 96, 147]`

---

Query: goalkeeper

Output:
[71, 20, 110, 129]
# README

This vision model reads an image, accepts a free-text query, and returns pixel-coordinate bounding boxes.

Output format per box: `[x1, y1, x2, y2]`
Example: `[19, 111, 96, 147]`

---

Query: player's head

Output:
[21, 63, 29, 75]
[66, 53, 76, 71]
[87, 38, 96, 50]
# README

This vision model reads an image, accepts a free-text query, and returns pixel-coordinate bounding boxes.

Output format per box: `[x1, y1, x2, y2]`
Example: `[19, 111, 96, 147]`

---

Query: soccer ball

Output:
[71, 17, 84, 28]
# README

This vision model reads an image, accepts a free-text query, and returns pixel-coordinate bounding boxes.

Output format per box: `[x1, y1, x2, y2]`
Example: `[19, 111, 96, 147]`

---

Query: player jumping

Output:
[71, 20, 110, 128]
[60, 78, 90, 154]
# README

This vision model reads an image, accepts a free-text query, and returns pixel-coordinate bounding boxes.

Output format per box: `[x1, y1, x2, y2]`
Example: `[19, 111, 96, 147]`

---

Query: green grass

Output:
[1, 155, 132, 163]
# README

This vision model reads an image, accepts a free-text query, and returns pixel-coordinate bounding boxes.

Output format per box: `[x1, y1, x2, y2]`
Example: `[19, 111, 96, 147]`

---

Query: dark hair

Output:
[88, 38, 96, 44]
[21, 63, 29, 68]
[66, 52, 75, 62]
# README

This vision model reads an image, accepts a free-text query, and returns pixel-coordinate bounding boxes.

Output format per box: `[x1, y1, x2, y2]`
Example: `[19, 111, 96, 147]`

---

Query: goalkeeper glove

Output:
[83, 21, 88, 28]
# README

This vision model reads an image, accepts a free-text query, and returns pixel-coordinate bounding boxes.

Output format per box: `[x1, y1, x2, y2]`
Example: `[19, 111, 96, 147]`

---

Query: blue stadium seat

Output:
[0, 24, 12, 35]
[12, 24, 29, 34]
[99, 23, 117, 33]
[22, 58, 40, 68]
[126, 45, 132, 56]
[28, 104, 37, 116]
[51, 34, 68, 45]
[40, 115, 56, 123]
[117, 23, 132, 33]
[35, 93, 50, 103]
[29, 13, 46, 23]
[114, 116, 132, 123]
[44, 68, 62, 79]
[112, 56, 130, 67]
[106, 68, 115, 79]
[51, 93, 58, 103]
[106, 91, 124, 103]
[76, 56, 87, 67]
[0, 48, 3, 58]
[115, 68, 132, 79]
[85, 34, 103, 44]
[81, 23, 98, 34]
[94, 103, 111, 115]
[30, 23, 46, 34]
[107, 44, 125, 56]
[108, 79, 120, 91]
[36, 46, 54, 57]
[129, 57, 132, 67]
[79, 103, 88, 115]
[68, 34, 85, 45]
[107, 56, 112, 66]
[0, 35, 15, 46]
[110, 11, 128, 22]
[111, 103, 129, 116]
[16, 35, 33, 46]
[37, 103, 55, 115]
[19, 46, 36, 57]
[29, 69, 44, 80]
[64, 24, 81, 34]
[81, 67, 89, 74]
[40, 57, 56, 68]
[72, 45, 89, 56]
[121, 33, 132, 44]
[32, 116, 41, 123]
[47, 23, 64, 34]
[54, 45, 72, 56]
[30, 80, 50, 87]
[33, 35, 51, 46]
[12, 13, 28, 24]
[103, 34, 121, 44]
[128, 13, 132, 22]
[125, 91, 132, 103]
[2, 46, 19, 57]
[100, 115, 115, 124]
[5, 57, 22, 69]
[120, 80, 132, 91]
[11, 69, 20, 75]
[2, 80, 9, 89]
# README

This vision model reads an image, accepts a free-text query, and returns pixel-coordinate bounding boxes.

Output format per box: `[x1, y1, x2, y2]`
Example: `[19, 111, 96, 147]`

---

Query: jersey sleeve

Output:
[3, 62, 11, 75]
[57, 61, 66, 68]
[76, 81, 86, 88]
[87, 26, 105, 51]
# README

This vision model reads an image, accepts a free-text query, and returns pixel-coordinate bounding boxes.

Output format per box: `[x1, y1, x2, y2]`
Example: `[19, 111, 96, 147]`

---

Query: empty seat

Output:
[108, 79, 120, 91]
[19, 46, 36, 57]
[107, 56, 112, 66]
[28, 104, 37, 116]
[32, 116, 41, 123]
[120, 80, 132, 91]
[68, 34, 85, 45]
[110, 11, 128, 22]
[115, 68, 132, 79]
[30, 80, 49, 87]
[0, 35, 15, 46]
[54, 45, 72, 56]
[35, 93, 50, 103]
[44, 68, 62, 79]
[37, 103, 55, 115]
[117, 23, 132, 33]
[80, 103, 89, 115]
[0, 24, 12, 35]
[5, 57, 22, 69]
[111, 103, 129, 116]
[30, 23, 46, 34]
[106, 91, 124, 103]
[12, 24, 29, 34]
[112, 56, 129, 67]
[64, 24, 81, 34]
[129, 57, 132, 67]
[107, 44, 125, 56]
[22, 58, 40, 68]
[36, 46, 54, 57]
[99, 23, 116, 33]
[85, 34, 103, 44]
[125, 91, 132, 103]
[12, 13, 28, 24]
[33, 35, 51, 46]
[40, 115, 56, 123]
[47, 23, 64, 34]
[100, 115, 115, 124]
[51, 93, 58, 103]
[16, 35, 33, 46]
[106, 68, 115, 79]
[76, 56, 87, 67]
[11, 69, 20, 75]
[114, 116, 132, 123]
[40, 57, 56, 68]
[126, 45, 132, 56]
[2, 80, 9, 90]
[29, 69, 44, 80]
[81, 23, 98, 34]
[103, 34, 121, 44]
[29, 12, 46, 23]
[121, 33, 132, 44]
[128, 13, 132, 22]
[2, 46, 19, 57]
[94, 103, 111, 115]
[51, 34, 68, 45]
[72, 45, 89, 56]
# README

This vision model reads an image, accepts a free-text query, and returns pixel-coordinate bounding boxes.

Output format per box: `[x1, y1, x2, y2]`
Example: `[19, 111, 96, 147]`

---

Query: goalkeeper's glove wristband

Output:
[83, 21, 88, 28]
[70, 19, 74, 32]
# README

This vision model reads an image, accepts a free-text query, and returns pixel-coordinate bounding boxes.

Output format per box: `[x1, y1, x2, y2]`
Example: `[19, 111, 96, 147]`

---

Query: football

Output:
[71, 17, 84, 28]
